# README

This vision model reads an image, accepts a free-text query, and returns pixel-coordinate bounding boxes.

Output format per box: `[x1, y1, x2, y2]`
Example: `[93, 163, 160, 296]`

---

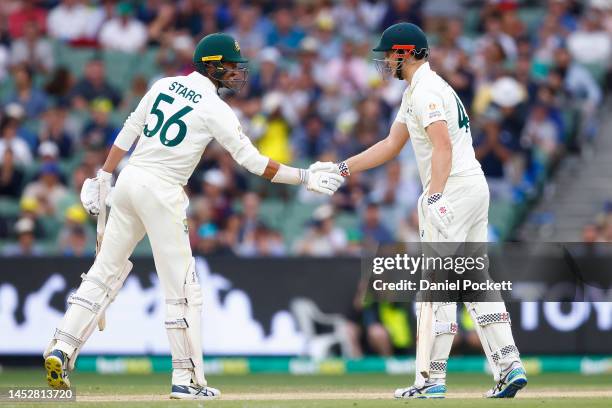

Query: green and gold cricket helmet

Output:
[193, 33, 248, 92]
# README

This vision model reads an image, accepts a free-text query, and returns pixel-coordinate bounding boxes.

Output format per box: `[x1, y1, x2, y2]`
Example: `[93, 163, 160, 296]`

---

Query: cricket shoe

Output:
[394, 381, 447, 399]
[170, 384, 221, 400]
[485, 363, 528, 398]
[44, 349, 71, 390]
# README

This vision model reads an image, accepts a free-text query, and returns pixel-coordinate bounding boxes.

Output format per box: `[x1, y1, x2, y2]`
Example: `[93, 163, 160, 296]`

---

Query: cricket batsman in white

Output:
[311, 22, 527, 399]
[43, 33, 343, 400]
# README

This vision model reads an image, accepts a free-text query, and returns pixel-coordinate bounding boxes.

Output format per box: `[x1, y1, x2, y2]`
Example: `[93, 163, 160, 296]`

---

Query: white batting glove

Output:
[80, 170, 112, 216]
[426, 193, 454, 239]
[308, 161, 340, 175]
[303, 170, 344, 196]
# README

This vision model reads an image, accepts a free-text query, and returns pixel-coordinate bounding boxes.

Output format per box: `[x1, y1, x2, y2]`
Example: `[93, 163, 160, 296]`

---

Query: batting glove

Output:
[80, 170, 112, 216]
[303, 170, 344, 196]
[426, 193, 454, 239]
[308, 161, 340, 175]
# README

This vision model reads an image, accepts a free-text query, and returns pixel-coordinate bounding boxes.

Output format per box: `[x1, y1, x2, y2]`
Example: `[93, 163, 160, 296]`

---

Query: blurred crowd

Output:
[0, 0, 610, 257]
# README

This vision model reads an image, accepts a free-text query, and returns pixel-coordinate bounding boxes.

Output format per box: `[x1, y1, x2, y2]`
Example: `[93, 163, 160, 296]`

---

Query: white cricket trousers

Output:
[96, 164, 192, 300]
[417, 173, 489, 242]
[53, 164, 192, 357]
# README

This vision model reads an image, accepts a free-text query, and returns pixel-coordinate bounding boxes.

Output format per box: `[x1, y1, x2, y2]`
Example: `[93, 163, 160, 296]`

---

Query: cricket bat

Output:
[415, 301, 434, 385]
[96, 183, 108, 331]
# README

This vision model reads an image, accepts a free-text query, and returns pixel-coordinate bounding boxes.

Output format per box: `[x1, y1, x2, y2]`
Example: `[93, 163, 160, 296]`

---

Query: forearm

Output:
[346, 137, 400, 174]
[102, 145, 128, 173]
[428, 145, 452, 195]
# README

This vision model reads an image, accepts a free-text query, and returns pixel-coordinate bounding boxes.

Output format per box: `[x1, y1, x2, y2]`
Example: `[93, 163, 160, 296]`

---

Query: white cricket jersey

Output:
[394, 62, 482, 190]
[114, 72, 265, 185]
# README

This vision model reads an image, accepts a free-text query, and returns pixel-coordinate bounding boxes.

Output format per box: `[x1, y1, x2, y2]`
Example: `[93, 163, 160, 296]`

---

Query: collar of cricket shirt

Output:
[188, 71, 218, 94]
[408, 61, 431, 93]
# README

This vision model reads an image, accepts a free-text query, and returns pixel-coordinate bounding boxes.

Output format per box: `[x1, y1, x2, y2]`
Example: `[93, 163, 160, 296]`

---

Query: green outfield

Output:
[1, 369, 611, 407]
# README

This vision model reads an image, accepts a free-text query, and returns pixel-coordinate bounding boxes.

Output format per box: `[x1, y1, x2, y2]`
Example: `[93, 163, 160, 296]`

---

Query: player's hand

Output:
[305, 170, 344, 195]
[308, 161, 340, 175]
[426, 193, 454, 239]
[80, 170, 112, 216]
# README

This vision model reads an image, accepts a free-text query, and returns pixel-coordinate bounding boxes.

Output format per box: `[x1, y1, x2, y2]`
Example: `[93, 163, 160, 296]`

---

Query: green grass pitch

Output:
[1, 369, 611, 407]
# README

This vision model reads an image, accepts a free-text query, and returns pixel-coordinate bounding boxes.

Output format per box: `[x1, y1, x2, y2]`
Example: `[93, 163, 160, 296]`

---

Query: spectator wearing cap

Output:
[47, 0, 99, 42]
[59, 204, 92, 256]
[81, 98, 119, 149]
[7, 64, 49, 118]
[10, 21, 54, 75]
[37, 141, 60, 163]
[312, 11, 342, 63]
[293, 204, 348, 256]
[7, 0, 47, 39]
[0, 114, 33, 167]
[2, 217, 44, 256]
[18, 196, 46, 238]
[22, 162, 67, 216]
[99, 2, 148, 54]
[0, 147, 24, 198]
[69, 58, 121, 110]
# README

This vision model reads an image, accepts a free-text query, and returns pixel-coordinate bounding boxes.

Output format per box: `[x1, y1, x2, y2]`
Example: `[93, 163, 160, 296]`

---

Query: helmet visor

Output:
[218, 63, 249, 93]
[373, 51, 404, 79]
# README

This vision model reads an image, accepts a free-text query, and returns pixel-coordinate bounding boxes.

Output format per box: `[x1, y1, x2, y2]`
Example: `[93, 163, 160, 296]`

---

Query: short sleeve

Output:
[414, 89, 446, 129]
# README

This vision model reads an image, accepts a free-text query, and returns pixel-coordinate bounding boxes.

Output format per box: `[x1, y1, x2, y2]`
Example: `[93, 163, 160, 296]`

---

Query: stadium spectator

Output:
[360, 202, 394, 251]
[474, 107, 516, 201]
[22, 162, 67, 217]
[0, 114, 33, 167]
[293, 204, 348, 256]
[10, 21, 54, 75]
[267, 6, 305, 56]
[69, 58, 121, 110]
[47, 0, 99, 42]
[7, 64, 48, 118]
[226, 5, 265, 60]
[58, 204, 92, 256]
[567, 11, 611, 66]
[2, 217, 43, 256]
[7, 0, 47, 39]
[201, 169, 231, 226]
[292, 114, 332, 161]
[99, 2, 148, 53]
[18, 196, 46, 239]
[0, 147, 24, 198]
[521, 104, 561, 162]
[44, 67, 75, 100]
[81, 98, 118, 149]
[38, 103, 74, 158]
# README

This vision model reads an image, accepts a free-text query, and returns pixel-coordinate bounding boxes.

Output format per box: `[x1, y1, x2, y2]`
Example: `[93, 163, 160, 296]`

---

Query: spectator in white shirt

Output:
[47, 0, 99, 41]
[567, 11, 611, 66]
[0, 116, 33, 167]
[10, 21, 55, 74]
[99, 2, 147, 53]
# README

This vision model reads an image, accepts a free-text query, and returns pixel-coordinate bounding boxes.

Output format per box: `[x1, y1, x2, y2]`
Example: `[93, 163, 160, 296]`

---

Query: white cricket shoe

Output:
[170, 383, 221, 400]
[394, 381, 447, 399]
